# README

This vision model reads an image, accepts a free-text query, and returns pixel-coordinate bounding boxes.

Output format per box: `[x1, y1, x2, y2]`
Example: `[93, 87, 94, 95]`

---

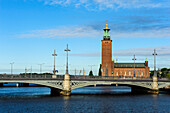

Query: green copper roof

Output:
[114, 63, 145, 68]
[103, 28, 110, 40]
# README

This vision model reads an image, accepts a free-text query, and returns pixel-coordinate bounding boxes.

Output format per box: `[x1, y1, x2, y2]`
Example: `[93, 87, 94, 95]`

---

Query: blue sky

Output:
[0, 0, 170, 75]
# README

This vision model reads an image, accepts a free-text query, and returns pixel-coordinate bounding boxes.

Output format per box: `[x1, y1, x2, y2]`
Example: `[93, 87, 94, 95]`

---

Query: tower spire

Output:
[105, 19, 109, 29]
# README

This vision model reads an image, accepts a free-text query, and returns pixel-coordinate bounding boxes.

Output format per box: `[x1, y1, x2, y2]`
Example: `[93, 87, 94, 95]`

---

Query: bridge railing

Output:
[0, 74, 168, 81]
[0, 74, 64, 79]
[70, 75, 152, 80]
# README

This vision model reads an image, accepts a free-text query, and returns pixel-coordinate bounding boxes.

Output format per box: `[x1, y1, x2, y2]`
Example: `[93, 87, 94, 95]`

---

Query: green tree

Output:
[166, 73, 170, 79]
[98, 64, 102, 76]
[161, 68, 168, 78]
[89, 70, 93, 76]
[150, 71, 154, 76]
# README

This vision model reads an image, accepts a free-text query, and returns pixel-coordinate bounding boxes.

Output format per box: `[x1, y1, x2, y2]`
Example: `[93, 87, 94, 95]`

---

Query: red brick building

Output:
[101, 23, 150, 77]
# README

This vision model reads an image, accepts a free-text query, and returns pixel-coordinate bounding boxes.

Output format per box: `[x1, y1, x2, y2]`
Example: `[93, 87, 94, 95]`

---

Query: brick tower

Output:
[101, 23, 112, 76]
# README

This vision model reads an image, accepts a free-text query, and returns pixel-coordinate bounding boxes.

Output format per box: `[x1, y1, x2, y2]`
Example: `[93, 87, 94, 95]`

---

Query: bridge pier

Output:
[60, 90, 71, 96]
[0, 83, 3, 87]
[131, 86, 159, 94]
[51, 74, 71, 96]
[62, 74, 71, 96]
[152, 76, 158, 90]
[50, 88, 71, 96]
[151, 76, 159, 94]
[51, 88, 62, 96]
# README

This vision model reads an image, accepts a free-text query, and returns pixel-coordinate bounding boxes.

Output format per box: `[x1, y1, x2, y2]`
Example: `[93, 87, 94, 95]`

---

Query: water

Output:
[0, 86, 170, 113]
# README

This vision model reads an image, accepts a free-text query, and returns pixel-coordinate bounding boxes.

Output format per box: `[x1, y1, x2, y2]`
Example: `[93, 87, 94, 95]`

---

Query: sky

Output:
[0, 0, 170, 75]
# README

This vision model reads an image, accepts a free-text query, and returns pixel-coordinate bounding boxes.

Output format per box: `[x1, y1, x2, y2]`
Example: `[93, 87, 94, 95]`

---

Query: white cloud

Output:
[19, 25, 170, 39]
[70, 46, 170, 57]
[19, 25, 101, 38]
[114, 46, 170, 57]
[39, 0, 165, 10]
[111, 27, 170, 39]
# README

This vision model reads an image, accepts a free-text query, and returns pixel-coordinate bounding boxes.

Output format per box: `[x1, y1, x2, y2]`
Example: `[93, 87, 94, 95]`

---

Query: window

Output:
[137, 71, 139, 76]
[125, 71, 126, 76]
[116, 72, 118, 76]
[129, 71, 131, 76]
[141, 71, 143, 76]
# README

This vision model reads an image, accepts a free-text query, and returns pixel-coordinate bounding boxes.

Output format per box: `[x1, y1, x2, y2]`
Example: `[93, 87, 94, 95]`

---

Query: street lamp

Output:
[132, 55, 136, 78]
[10, 62, 14, 75]
[38, 63, 45, 74]
[152, 49, 157, 77]
[64, 44, 71, 74]
[52, 49, 57, 75]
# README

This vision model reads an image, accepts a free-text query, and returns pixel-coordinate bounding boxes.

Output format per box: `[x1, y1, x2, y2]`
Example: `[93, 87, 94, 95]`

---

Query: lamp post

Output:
[64, 44, 71, 74]
[152, 49, 158, 91]
[63, 44, 71, 95]
[10, 62, 14, 75]
[52, 49, 57, 75]
[38, 63, 44, 74]
[152, 49, 157, 77]
[132, 55, 136, 78]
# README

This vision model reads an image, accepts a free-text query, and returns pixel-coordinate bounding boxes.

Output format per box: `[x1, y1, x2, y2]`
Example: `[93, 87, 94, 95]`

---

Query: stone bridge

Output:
[0, 74, 170, 95]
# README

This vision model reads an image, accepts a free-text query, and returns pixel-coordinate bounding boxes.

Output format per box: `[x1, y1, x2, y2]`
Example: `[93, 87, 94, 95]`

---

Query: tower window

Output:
[116, 72, 118, 76]
[141, 71, 143, 76]
[137, 71, 139, 76]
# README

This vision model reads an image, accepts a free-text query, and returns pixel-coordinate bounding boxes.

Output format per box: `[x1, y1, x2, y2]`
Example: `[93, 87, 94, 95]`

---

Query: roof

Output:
[114, 63, 145, 68]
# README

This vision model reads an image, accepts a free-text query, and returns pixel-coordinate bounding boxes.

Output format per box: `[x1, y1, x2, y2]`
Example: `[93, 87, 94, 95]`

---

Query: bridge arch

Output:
[158, 82, 170, 89]
[0, 80, 64, 90]
[71, 81, 153, 90]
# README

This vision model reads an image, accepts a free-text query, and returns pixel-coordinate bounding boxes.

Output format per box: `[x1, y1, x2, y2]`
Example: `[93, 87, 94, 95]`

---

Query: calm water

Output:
[0, 86, 170, 113]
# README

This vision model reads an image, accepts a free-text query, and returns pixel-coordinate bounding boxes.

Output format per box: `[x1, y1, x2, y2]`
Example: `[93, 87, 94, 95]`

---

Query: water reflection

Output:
[71, 86, 131, 95]
[63, 96, 70, 113]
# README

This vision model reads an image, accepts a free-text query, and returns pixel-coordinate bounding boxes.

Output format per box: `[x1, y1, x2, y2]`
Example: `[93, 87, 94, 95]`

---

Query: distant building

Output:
[101, 23, 150, 77]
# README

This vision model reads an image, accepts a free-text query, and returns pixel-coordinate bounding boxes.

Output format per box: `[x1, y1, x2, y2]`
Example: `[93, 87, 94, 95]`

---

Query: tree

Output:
[89, 70, 93, 76]
[161, 68, 168, 78]
[98, 64, 102, 76]
[167, 73, 170, 79]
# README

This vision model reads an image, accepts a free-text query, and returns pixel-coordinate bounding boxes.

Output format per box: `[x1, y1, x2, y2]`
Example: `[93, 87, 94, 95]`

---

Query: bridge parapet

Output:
[0, 74, 64, 79]
[0, 74, 170, 81]
[0, 74, 155, 80]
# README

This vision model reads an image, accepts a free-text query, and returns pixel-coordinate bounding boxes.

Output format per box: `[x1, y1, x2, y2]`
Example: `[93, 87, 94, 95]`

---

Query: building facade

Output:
[101, 23, 150, 77]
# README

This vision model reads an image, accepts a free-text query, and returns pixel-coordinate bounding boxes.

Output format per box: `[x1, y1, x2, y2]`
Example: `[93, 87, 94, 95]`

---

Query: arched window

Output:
[129, 71, 131, 76]
[105, 68, 108, 76]
[141, 71, 143, 76]
[137, 71, 139, 77]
